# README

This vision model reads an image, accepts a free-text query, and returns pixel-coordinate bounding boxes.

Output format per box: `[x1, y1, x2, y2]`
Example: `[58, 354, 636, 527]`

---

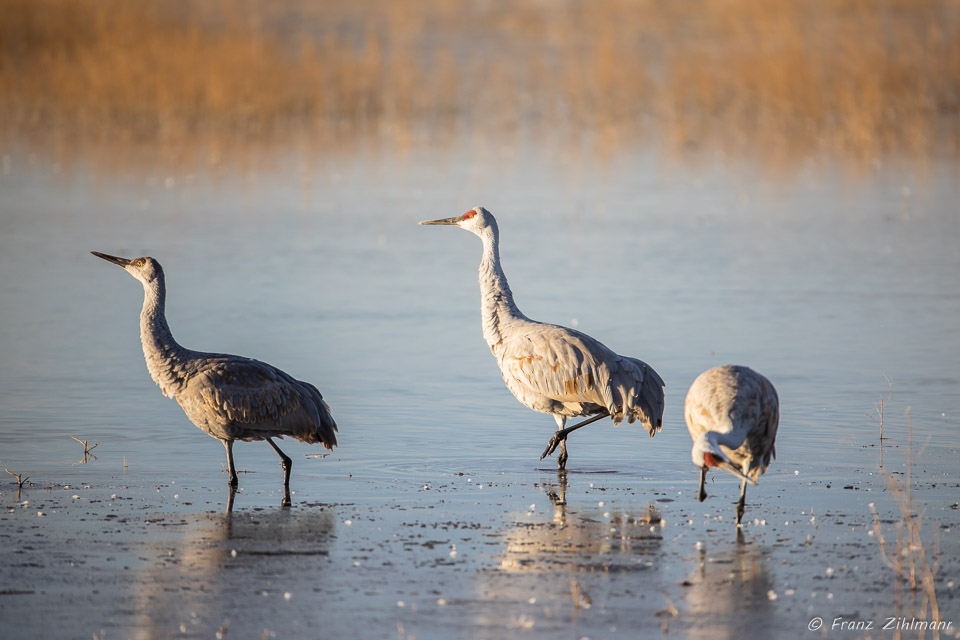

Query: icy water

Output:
[1, 146, 959, 638]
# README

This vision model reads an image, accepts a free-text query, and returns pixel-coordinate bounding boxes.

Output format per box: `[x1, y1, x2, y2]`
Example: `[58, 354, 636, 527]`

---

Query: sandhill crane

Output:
[91, 252, 337, 505]
[419, 206, 665, 470]
[685, 365, 779, 525]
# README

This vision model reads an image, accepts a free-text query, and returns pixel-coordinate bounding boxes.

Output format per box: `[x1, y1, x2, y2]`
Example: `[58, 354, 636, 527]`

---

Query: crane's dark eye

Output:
[136, 259, 145, 267]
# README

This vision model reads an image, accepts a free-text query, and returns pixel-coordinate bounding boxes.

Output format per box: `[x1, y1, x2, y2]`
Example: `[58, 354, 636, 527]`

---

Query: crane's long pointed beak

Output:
[418, 216, 461, 226]
[91, 251, 133, 267]
[717, 459, 757, 485]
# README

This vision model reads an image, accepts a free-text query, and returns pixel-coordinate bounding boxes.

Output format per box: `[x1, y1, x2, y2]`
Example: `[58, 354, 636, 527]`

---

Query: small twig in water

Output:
[219, 462, 253, 475]
[655, 592, 680, 635]
[71, 436, 99, 455]
[71, 436, 99, 465]
[659, 592, 679, 618]
[5, 468, 30, 500]
[5, 468, 29, 489]
[865, 376, 893, 468]
[570, 579, 592, 611]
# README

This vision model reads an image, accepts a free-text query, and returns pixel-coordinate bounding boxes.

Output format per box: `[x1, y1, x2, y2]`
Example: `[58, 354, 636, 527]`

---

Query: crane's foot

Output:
[541, 433, 569, 470]
[266, 437, 293, 506]
[223, 440, 240, 489]
[540, 434, 570, 470]
[736, 497, 746, 525]
[540, 431, 567, 461]
[539, 413, 607, 467]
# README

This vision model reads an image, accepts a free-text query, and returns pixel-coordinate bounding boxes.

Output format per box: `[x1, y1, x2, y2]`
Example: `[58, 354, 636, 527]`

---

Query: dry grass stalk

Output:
[868, 407, 942, 640]
[866, 376, 894, 467]
[1, 0, 958, 172]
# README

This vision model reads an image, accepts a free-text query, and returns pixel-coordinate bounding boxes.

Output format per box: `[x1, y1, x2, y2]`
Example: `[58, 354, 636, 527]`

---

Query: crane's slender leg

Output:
[736, 477, 748, 525]
[266, 438, 293, 506]
[223, 440, 239, 488]
[540, 412, 609, 465]
[225, 486, 236, 514]
[557, 440, 568, 470]
[697, 466, 708, 502]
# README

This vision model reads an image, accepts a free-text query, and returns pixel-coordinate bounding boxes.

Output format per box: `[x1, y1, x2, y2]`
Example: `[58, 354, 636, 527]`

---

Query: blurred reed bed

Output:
[1, 0, 958, 172]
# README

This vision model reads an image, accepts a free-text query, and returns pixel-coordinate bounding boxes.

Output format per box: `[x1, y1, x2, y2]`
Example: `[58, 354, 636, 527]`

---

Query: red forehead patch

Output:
[703, 451, 721, 467]
[462, 209, 477, 219]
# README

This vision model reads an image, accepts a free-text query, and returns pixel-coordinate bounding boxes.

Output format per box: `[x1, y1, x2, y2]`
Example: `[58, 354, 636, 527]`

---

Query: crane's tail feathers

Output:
[297, 382, 339, 449]
[315, 397, 339, 450]
[620, 357, 665, 437]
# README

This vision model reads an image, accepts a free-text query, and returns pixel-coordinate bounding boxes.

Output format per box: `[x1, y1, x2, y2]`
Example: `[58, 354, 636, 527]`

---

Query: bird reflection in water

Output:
[130, 507, 335, 639]
[474, 473, 666, 631]
[681, 530, 777, 639]
[498, 472, 663, 574]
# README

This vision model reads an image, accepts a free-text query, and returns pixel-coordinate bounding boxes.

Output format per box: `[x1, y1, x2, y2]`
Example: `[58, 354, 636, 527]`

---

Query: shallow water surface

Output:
[1, 147, 958, 637]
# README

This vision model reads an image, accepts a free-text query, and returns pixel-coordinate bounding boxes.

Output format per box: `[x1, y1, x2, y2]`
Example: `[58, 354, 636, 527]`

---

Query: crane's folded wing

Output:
[498, 325, 663, 431]
[176, 357, 337, 447]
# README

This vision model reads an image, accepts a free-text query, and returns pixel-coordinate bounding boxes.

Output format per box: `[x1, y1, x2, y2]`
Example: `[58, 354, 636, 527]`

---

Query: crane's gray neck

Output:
[707, 428, 747, 451]
[478, 225, 527, 351]
[139, 272, 189, 398]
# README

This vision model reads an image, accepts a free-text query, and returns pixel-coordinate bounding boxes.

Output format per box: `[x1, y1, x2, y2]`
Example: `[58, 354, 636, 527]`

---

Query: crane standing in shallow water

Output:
[419, 206, 665, 470]
[91, 252, 337, 505]
[685, 365, 779, 525]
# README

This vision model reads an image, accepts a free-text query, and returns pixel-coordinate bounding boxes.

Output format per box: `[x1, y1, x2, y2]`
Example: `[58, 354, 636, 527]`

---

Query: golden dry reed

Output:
[1, 0, 958, 171]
